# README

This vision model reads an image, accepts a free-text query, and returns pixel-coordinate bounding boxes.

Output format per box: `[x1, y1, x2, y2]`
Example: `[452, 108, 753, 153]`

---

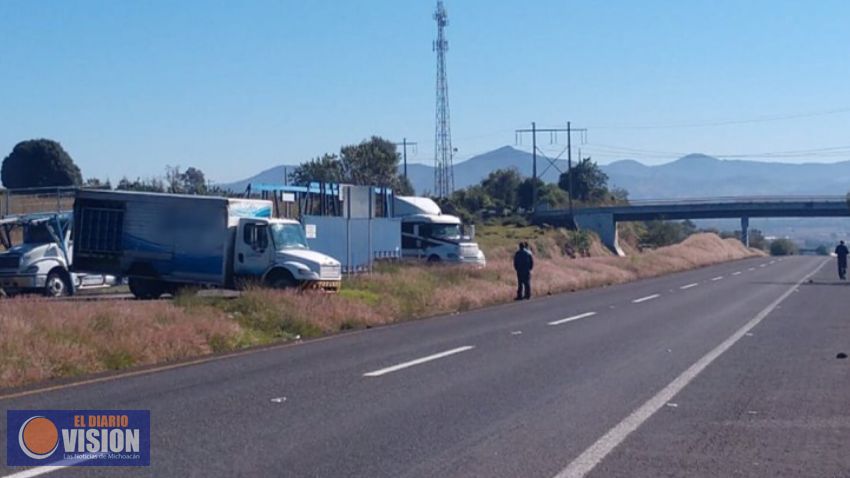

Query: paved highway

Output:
[2, 256, 848, 477]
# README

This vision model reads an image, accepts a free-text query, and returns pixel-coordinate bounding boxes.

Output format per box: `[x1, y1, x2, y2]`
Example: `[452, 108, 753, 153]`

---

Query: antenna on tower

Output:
[433, 0, 454, 198]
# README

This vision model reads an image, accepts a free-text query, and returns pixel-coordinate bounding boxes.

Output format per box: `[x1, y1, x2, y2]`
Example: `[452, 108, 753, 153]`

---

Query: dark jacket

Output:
[513, 249, 534, 275]
[836, 244, 849, 260]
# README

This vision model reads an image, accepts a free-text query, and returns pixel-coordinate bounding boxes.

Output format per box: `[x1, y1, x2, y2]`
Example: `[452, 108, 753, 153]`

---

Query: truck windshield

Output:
[427, 224, 461, 240]
[270, 223, 308, 250]
[23, 224, 55, 244]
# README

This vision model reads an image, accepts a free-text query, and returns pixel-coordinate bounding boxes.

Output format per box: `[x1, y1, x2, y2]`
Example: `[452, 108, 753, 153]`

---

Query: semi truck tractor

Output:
[393, 196, 486, 266]
[0, 212, 118, 297]
[72, 190, 342, 299]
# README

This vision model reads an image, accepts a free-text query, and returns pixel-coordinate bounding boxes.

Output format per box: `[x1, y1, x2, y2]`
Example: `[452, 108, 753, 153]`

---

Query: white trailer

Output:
[72, 190, 342, 299]
[394, 196, 486, 266]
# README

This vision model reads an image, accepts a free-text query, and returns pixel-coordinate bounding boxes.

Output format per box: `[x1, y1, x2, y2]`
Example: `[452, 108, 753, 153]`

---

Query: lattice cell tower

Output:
[433, 0, 454, 197]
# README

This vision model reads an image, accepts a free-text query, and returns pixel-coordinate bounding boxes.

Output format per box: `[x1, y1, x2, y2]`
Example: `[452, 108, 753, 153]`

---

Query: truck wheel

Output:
[129, 277, 164, 300]
[266, 270, 297, 289]
[45, 271, 71, 297]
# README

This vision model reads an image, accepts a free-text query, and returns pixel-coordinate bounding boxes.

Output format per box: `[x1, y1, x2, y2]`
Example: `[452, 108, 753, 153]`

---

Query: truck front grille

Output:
[0, 255, 21, 270]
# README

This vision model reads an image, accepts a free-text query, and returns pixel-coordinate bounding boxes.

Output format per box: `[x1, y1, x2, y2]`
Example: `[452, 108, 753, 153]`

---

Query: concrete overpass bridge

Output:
[533, 196, 850, 255]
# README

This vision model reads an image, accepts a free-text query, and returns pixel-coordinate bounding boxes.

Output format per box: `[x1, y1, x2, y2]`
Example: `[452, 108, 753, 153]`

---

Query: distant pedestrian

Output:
[836, 240, 849, 280]
[514, 242, 534, 300]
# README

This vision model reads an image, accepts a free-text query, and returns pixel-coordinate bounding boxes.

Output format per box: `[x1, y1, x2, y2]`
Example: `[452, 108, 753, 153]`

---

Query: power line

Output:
[586, 106, 850, 130]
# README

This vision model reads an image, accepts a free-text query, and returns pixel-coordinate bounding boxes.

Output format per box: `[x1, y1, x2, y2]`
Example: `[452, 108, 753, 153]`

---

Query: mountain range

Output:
[224, 145, 850, 199]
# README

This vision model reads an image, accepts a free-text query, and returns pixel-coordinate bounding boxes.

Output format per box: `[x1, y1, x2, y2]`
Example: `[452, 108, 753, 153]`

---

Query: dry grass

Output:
[0, 299, 239, 388]
[0, 232, 761, 390]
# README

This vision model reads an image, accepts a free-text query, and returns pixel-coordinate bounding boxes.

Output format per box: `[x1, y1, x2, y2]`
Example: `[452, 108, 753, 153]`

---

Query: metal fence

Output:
[0, 187, 77, 218]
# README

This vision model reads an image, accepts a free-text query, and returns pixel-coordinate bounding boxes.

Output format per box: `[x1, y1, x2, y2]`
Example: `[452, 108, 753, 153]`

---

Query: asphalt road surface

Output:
[2, 256, 848, 478]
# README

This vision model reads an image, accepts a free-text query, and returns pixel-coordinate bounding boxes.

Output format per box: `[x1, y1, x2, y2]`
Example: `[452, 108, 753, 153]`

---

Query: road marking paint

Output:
[363, 346, 475, 377]
[760, 264, 767, 268]
[748, 267, 756, 271]
[769, 261, 776, 264]
[732, 271, 742, 276]
[679, 283, 699, 290]
[1, 459, 86, 478]
[552, 258, 828, 478]
[549, 312, 597, 326]
[711, 276, 724, 281]
[632, 294, 660, 304]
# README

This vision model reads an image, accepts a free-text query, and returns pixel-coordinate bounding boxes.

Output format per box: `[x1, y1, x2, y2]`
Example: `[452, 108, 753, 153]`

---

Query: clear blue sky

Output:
[2, 0, 849, 184]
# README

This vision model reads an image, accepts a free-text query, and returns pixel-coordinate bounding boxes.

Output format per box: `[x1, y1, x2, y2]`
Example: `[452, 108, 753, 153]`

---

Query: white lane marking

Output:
[748, 267, 756, 271]
[711, 276, 724, 281]
[363, 346, 475, 377]
[553, 259, 828, 478]
[769, 261, 776, 264]
[732, 271, 742, 276]
[2, 463, 79, 478]
[549, 312, 597, 326]
[760, 264, 767, 268]
[632, 294, 660, 304]
[679, 283, 699, 290]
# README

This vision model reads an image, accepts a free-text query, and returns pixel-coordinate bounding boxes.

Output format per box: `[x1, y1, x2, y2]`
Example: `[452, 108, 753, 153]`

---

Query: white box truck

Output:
[0, 212, 118, 296]
[394, 196, 486, 266]
[72, 190, 342, 299]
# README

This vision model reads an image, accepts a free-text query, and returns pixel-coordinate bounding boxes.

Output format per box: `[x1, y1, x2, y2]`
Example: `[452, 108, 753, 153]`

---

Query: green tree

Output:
[84, 178, 112, 189]
[770, 238, 798, 256]
[558, 157, 609, 203]
[116, 177, 165, 192]
[640, 220, 694, 248]
[291, 137, 411, 193]
[290, 154, 344, 185]
[480, 168, 522, 210]
[518, 178, 566, 209]
[2, 139, 83, 188]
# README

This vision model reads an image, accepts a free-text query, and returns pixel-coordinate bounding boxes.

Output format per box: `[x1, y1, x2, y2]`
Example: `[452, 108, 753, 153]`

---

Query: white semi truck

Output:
[0, 212, 118, 297]
[393, 196, 486, 266]
[72, 190, 342, 299]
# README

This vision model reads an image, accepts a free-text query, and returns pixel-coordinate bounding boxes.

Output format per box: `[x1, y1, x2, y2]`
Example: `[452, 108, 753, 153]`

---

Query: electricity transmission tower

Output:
[433, 1, 454, 198]
[515, 121, 587, 212]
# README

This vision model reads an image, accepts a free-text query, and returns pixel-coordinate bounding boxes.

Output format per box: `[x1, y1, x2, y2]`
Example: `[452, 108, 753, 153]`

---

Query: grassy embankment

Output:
[0, 227, 761, 389]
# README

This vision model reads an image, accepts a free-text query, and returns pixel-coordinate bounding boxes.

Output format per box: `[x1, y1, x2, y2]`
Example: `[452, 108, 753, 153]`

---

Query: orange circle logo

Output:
[18, 416, 59, 460]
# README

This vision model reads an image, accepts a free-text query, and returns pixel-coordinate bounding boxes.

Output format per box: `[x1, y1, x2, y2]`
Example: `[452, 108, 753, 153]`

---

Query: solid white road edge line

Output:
[549, 312, 597, 326]
[711, 276, 724, 281]
[632, 294, 660, 304]
[2, 462, 82, 478]
[552, 258, 828, 478]
[679, 283, 699, 290]
[363, 346, 475, 377]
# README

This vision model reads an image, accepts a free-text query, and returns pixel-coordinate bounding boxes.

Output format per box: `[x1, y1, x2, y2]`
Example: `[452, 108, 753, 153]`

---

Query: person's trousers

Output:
[516, 272, 531, 299]
[839, 259, 847, 278]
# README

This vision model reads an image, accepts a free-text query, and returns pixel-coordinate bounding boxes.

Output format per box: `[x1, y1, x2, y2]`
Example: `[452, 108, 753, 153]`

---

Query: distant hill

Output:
[221, 146, 850, 199]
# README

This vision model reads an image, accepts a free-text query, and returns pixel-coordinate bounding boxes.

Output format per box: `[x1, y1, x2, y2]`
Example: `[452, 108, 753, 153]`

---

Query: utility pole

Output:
[394, 139, 418, 181]
[565, 121, 587, 218]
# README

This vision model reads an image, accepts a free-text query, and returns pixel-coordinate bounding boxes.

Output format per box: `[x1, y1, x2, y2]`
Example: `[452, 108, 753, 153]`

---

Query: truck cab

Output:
[394, 196, 486, 266]
[235, 217, 342, 290]
[0, 213, 117, 297]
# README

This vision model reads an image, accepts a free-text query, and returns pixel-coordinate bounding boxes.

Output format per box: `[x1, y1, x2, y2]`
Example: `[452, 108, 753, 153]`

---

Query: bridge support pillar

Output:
[575, 213, 624, 256]
[741, 216, 750, 247]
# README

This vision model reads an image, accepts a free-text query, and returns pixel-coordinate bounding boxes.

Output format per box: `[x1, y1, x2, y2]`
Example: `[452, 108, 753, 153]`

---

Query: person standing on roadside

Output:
[514, 242, 534, 300]
[835, 240, 849, 280]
